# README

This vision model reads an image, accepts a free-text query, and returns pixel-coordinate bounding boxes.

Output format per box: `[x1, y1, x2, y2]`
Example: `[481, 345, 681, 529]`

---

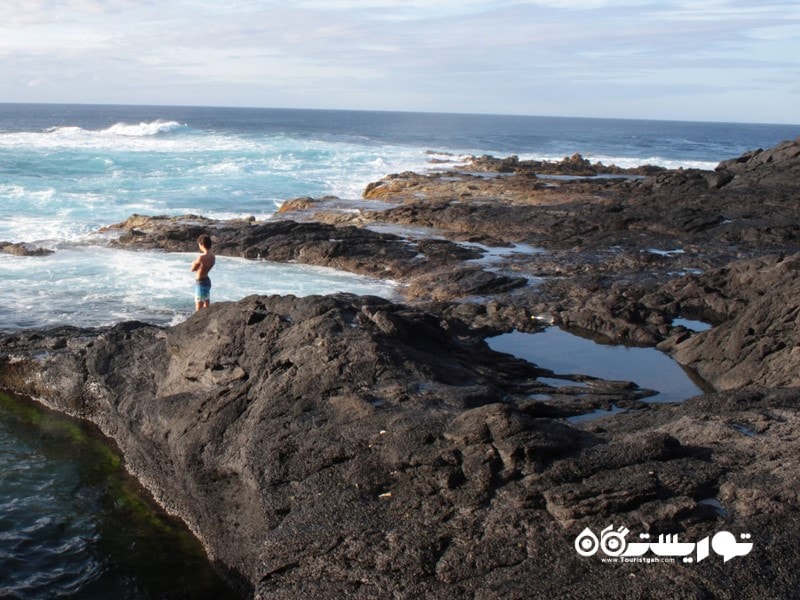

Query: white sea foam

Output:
[0, 184, 28, 199]
[0, 247, 398, 331]
[515, 152, 718, 171]
[195, 160, 246, 175]
[587, 154, 719, 170]
[1, 122, 247, 153]
[0, 122, 440, 247]
[101, 120, 184, 136]
[0, 217, 89, 246]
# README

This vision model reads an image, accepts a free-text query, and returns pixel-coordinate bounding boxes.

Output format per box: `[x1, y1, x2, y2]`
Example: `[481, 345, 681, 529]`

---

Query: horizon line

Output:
[1, 101, 798, 129]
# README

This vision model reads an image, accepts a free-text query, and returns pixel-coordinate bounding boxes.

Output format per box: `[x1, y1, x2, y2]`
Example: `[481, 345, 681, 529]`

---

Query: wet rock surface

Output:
[2, 137, 800, 598]
[0, 241, 54, 256]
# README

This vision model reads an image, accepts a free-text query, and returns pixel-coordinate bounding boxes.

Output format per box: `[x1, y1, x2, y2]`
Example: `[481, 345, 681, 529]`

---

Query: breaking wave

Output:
[102, 120, 185, 136]
[42, 119, 185, 138]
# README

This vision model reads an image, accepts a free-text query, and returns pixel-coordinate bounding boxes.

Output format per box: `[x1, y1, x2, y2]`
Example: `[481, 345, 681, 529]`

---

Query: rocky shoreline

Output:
[2, 138, 800, 598]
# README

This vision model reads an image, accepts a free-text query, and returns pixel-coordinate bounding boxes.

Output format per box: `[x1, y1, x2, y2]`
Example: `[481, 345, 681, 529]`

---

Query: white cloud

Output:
[0, 0, 797, 122]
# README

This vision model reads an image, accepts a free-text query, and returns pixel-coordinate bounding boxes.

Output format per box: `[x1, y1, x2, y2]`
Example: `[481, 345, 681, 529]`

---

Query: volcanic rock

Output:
[463, 153, 665, 176]
[2, 296, 800, 598]
[715, 135, 800, 188]
[658, 253, 800, 389]
[0, 241, 54, 256]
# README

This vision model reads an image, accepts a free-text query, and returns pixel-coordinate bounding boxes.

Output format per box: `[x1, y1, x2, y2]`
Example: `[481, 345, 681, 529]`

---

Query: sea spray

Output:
[0, 248, 398, 331]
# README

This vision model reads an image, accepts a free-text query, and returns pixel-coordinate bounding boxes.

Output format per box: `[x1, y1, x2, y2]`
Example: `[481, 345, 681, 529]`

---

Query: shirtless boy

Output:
[191, 234, 216, 310]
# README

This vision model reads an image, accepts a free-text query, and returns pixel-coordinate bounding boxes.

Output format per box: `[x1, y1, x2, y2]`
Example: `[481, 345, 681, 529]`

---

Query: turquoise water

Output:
[672, 317, 713, 332]
[0, 110, 438, 244]
[1, 104, 797, 247]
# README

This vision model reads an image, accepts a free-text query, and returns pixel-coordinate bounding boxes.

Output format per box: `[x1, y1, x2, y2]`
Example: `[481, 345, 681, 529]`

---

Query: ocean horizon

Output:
[5, 101, 799, 128]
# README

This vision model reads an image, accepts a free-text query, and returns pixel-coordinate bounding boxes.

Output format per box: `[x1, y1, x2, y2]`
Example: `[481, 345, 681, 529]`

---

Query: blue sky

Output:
[0, 0, 798, 123]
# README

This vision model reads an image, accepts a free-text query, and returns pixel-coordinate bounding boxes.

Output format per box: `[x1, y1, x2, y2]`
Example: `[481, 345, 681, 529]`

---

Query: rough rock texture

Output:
[541, 248, 800, 390]
[300, 137, 800, 354]
[657, 253, 800, 389]
[2, 297, 800, 599]
[463, 153, 666, 176]
[715, 135, 800, 188]
[0, 241, 54, 256]
[351, 160, 800, 260]
[361, 169, 606, 206]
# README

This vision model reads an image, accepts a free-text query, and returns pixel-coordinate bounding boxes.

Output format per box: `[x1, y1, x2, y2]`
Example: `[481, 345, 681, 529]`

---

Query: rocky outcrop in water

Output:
[463, 152, 666, 176]
[101, 215, 526, 302]
[0, 241, 54, 256]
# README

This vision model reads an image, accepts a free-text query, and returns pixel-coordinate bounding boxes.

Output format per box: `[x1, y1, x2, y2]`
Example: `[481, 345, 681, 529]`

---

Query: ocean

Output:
[0, 103, 798, 597]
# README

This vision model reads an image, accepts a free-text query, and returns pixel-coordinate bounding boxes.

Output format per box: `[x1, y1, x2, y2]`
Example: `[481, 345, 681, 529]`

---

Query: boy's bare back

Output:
[191, 251, 215, 279]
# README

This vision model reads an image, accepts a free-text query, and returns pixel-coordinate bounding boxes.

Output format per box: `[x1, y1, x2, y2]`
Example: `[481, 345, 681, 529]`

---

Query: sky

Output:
[0, 0, 798, 123]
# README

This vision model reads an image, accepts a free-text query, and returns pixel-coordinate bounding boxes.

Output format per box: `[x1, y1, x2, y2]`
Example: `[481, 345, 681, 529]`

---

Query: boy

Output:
[191, 234, 216, 310]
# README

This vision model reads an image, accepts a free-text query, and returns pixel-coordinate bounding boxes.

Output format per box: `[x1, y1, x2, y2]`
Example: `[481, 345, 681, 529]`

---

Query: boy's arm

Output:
[191, 256, 201, 272]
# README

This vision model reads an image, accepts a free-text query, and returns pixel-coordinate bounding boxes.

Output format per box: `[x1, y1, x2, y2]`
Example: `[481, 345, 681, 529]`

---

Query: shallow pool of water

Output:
[672, 317, 713, 332]
[0, 392, 238, 599]
[566, 404, 628, 424]
[487, 326, 709, 403]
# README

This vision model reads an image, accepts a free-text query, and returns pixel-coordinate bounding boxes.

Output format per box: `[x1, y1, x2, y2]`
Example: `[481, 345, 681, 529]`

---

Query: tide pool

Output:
[488, 326, 710, 404]
[0, 391, 237, 599]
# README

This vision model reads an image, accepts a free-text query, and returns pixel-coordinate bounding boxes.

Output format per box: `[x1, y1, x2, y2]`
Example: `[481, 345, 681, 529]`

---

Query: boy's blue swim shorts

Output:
[195, 277, 211, 301]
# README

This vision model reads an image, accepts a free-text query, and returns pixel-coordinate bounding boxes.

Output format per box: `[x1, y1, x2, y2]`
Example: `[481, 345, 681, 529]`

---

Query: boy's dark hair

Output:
[198, 234, 213, 249]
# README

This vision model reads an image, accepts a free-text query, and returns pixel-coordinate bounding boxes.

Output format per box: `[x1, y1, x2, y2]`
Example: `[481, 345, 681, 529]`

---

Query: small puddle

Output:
[462, 241, 546, 265]
[363, 223, 546, 265]
[487, 326, 710, 404]
[538, 376, 590, 389]
[697, 498, 729, 517]
[364, 223, 446, 239]
[730, 423, 759, 437]
[566, 404, 627, 424]
[646, 248, 685, 257]
[536, 174, 646, 181]
[672, 317, 712, 332]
